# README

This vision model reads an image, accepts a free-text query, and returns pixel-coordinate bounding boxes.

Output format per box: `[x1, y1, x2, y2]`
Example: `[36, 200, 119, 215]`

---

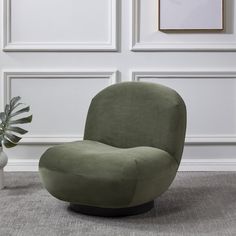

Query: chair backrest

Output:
[84, 82, 186, 164]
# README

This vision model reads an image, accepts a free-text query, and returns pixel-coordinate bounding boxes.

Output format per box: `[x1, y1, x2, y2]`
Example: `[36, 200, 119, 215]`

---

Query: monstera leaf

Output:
[0, 96, 32, 148]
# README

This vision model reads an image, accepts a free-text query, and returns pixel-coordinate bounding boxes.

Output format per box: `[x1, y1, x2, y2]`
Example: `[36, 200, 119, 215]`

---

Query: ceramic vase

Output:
[0, 147, 8, 189]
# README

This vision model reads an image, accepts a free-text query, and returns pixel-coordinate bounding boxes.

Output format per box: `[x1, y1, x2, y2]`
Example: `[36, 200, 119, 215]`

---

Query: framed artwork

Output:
[158, 0, 224, 32]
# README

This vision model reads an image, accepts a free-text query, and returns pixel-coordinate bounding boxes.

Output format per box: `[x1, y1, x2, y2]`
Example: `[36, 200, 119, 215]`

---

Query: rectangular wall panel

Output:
[132, 70, 236, 143]
[3, 71, 117, 143]
[130, 0, 236, 51]
[3, 0, 118, 51]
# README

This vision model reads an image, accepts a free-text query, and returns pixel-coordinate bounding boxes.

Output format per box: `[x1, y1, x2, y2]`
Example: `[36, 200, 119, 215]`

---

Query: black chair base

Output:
[69, 201, 154, 217]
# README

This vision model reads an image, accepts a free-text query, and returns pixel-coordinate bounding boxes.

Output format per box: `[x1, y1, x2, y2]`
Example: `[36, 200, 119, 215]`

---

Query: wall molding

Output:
[179, 158, 236, 171]
[5, 159, 39, 172]
[11, 135, 236, 145]
[19, 135, 236, 145]
[185, 135, 236, 144]
[5, 158, 236, 172]
[2, 70, 118, 144]
[131, 69, 236, 144]
[130, 0, 236, 51]
[20, 135, 83, 144]
[3, 0, 118, 51]
[131, 70, 236, 80]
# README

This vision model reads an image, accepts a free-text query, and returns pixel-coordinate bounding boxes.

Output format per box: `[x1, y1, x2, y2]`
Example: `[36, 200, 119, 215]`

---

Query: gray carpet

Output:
[0, 172, 235, 236]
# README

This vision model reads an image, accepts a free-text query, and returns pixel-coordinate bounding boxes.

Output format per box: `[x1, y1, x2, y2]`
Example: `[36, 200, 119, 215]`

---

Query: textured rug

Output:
[0, 172, 235, 236]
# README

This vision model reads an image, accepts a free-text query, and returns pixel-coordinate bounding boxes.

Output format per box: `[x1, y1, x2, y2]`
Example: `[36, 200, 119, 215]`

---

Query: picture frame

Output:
[158, 0, 224, 32]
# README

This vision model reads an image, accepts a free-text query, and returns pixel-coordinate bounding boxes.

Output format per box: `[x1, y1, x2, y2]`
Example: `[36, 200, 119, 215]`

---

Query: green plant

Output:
[0, 96, 32, 148]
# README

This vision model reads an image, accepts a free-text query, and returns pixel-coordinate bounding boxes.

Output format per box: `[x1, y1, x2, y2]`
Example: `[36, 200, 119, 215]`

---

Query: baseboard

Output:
[4, 158, 236, 172]
[179, 159, 236, 171]
[5, 159, 39, 172]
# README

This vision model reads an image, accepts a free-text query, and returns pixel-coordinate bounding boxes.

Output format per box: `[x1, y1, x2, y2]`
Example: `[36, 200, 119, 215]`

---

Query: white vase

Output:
[0, 147, 8, 189]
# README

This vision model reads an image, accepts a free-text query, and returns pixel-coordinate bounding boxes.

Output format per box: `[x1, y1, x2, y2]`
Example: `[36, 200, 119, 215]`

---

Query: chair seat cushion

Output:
[39, 140, 178, 208]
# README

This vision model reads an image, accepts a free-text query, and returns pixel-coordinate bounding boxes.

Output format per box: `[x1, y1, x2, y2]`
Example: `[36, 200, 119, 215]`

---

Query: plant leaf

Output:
[12, 103, 24, 111]
[9, 115, 33, 125]
[6, 126, 28, 135]
[10, 106, 30, 118]
[1, 96, 32, 148]
[0, 112, 6, 122]
[5, 104, 10, 115]
[5, 133, 22, 144]
[3, 138, 18, 148]
[10, 96, 21, 109]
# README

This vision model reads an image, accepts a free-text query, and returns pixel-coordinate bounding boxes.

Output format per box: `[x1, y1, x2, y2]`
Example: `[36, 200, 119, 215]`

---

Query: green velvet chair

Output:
[39, 82, 186, 217]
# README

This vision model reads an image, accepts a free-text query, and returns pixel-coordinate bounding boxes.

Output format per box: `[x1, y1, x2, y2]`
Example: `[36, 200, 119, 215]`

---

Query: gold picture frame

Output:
[158, 0, 224, 32]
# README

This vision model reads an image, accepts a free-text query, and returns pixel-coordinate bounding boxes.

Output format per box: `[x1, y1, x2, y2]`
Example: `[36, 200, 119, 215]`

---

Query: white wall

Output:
[1, 0, 236, 171]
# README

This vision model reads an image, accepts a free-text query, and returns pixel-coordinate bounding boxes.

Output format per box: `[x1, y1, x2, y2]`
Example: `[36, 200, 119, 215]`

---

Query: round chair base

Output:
[69, 201, 154, 217]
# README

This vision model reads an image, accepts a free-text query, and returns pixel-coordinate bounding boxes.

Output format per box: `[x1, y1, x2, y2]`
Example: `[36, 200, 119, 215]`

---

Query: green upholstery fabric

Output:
[40, 140, 178, 207]
[84, 82, 186, 164]
[39, 82, 186, 209]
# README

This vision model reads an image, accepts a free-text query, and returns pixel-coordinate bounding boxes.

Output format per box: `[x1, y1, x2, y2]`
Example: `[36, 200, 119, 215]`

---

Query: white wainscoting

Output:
[2, 70, 117, 144]
[1, 0, 236, 172]
[5, 158, 236, 172]
[3, 69, 236, 172]
[178, 158, 236, 171]
[131, 69, 236, 144]
[3, 0, 118, 51]
[130, 0, 236, 51]
[130, 69, 236, 171]
[5, 159, 39, 172]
